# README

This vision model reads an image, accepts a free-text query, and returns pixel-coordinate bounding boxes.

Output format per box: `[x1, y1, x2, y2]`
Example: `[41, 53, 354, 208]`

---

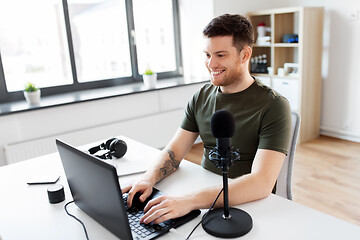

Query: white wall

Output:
[213, 0, 360, 142]
[179, 0, 214, 81]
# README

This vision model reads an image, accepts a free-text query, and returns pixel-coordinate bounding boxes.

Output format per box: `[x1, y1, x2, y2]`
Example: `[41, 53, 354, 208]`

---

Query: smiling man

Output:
[204, 35, 253, 93]
[123, 14, 291, 225]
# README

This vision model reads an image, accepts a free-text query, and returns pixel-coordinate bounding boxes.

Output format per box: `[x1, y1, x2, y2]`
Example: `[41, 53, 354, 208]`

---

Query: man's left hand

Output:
[140, 195, 194, 224]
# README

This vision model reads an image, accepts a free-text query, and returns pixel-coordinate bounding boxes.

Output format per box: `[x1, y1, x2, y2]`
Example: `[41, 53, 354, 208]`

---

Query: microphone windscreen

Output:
[211, 110, 235, 138]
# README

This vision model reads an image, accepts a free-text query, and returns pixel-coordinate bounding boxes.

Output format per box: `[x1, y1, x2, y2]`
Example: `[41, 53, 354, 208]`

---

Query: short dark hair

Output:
[203, 14, 254, 52]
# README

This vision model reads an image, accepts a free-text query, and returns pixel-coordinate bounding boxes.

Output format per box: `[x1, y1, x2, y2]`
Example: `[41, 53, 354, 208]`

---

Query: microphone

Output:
[202, 110, 253, 238]
[211, 109, 235, 157]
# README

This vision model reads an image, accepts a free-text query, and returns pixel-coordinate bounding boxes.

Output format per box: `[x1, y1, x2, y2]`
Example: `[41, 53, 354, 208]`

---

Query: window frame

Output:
[0, 0, 182, 104]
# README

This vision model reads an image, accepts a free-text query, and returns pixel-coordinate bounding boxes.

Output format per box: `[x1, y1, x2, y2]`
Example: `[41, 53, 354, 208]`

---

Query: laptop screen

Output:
[56, 139, 133, 240]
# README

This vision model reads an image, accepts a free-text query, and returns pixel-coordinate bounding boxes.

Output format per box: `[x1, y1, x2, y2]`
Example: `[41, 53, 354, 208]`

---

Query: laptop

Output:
[56, 139, 200, 240]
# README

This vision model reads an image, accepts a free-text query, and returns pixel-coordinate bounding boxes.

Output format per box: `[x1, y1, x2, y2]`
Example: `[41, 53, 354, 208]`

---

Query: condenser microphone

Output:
[211, 109, 235, 156]
[202, 110, 252, 238]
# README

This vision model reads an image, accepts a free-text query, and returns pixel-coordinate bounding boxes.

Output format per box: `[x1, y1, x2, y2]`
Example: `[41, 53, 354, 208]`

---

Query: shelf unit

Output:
[247, 7, 324, 143]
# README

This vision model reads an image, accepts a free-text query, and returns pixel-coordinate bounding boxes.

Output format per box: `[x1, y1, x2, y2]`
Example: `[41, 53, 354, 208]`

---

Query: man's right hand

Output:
[121, 129, 198, 208]
[122, 179, 154, 208]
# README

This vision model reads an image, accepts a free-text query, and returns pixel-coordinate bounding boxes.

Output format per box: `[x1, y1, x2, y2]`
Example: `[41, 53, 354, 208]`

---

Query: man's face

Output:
[203, 36, 243, 87]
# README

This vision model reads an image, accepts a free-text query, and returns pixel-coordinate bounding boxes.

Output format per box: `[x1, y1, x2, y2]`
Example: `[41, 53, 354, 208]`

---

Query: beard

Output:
[209, 69, 241, 87]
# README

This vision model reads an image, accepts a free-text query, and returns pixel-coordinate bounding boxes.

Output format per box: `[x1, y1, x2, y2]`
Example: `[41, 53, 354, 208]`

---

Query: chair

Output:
[275, 112, 300, 200]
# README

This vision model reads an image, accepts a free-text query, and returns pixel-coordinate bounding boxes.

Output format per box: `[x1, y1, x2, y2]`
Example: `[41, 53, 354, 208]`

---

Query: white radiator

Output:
[3, 110, 183, 165]
[4, 128, 110, 165]
[4, 136, 58, 165]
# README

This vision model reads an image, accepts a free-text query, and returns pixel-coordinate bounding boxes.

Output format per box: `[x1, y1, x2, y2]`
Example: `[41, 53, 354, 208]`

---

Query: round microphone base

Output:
[202, 207, 252, 238]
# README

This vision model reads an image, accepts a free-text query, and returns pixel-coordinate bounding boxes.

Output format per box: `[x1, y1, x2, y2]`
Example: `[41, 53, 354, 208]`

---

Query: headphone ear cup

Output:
[109, 139, 127, 158]
[105, 138, 117, 150]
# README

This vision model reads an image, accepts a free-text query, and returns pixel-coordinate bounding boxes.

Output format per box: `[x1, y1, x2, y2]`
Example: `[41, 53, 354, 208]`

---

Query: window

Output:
[133, 0, 176, 74]
[67, 0, 132, 82]
[0, 0, 72, 92]
[0, 0, 182, 103]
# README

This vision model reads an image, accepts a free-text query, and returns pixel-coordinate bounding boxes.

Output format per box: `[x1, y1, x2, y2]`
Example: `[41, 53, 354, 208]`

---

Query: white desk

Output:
[1, 136, 359, 240]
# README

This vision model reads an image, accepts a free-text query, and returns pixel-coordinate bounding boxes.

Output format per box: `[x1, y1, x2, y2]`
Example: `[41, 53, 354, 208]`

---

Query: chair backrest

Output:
[275, 112, 300, 200]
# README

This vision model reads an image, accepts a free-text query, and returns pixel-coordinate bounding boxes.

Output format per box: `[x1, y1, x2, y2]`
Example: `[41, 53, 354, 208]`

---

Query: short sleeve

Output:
[258, 96, 292, 155]
[180, 90, 200, 133]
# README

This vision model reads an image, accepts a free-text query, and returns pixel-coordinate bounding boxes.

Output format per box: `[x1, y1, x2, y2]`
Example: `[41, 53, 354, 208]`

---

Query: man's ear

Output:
[241, 46, 252, 63]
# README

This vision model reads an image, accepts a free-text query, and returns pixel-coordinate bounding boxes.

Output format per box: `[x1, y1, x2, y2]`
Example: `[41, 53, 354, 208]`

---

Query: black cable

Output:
[185, 188, 224, 240]
[64, 200, 89, 240]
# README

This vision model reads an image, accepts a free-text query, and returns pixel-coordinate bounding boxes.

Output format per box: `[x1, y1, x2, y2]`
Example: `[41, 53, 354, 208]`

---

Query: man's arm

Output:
[140, 148, 285, 224]
[196, 149, 285, 208]
[122, 128, 199, 207]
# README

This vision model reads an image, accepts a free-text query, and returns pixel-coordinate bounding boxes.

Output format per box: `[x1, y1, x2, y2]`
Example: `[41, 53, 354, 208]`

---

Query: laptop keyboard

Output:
[123, 194, 171, 238]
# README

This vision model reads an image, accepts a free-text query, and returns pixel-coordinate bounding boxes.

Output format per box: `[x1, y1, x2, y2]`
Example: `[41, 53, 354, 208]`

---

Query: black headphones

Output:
[88, 138, 127, 160]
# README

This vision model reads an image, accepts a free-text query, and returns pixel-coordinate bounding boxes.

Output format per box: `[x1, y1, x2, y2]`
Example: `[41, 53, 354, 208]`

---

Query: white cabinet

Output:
[272, 77, 299, 112]
[256, 76, 271, 87]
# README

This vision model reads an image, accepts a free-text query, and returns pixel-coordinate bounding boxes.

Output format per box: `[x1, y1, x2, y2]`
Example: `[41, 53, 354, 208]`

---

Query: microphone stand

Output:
[222, 156, 230, 219]
[202, 138, 253, 238]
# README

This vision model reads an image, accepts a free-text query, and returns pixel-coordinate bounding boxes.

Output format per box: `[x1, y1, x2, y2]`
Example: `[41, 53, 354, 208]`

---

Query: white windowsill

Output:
[0, 77, 209, 116]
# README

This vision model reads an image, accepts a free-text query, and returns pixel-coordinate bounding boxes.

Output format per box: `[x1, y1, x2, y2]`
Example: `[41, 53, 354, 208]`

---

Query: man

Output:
[123, 14, 291, 225]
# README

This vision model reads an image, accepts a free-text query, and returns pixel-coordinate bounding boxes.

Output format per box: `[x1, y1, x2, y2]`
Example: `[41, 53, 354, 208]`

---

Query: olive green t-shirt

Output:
[181, 79, 291, 178]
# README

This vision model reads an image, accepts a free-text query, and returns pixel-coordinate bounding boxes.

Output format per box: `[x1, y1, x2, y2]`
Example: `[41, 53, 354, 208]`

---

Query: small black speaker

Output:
[47, 184, 65, 204]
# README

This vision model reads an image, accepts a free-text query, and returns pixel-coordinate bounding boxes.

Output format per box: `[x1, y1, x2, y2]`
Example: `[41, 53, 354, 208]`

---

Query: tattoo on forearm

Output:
[159, 149, 180, 181]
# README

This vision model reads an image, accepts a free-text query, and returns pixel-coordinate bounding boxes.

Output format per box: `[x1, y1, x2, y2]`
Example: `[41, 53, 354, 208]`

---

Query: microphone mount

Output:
[209, 146, 240, 169]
